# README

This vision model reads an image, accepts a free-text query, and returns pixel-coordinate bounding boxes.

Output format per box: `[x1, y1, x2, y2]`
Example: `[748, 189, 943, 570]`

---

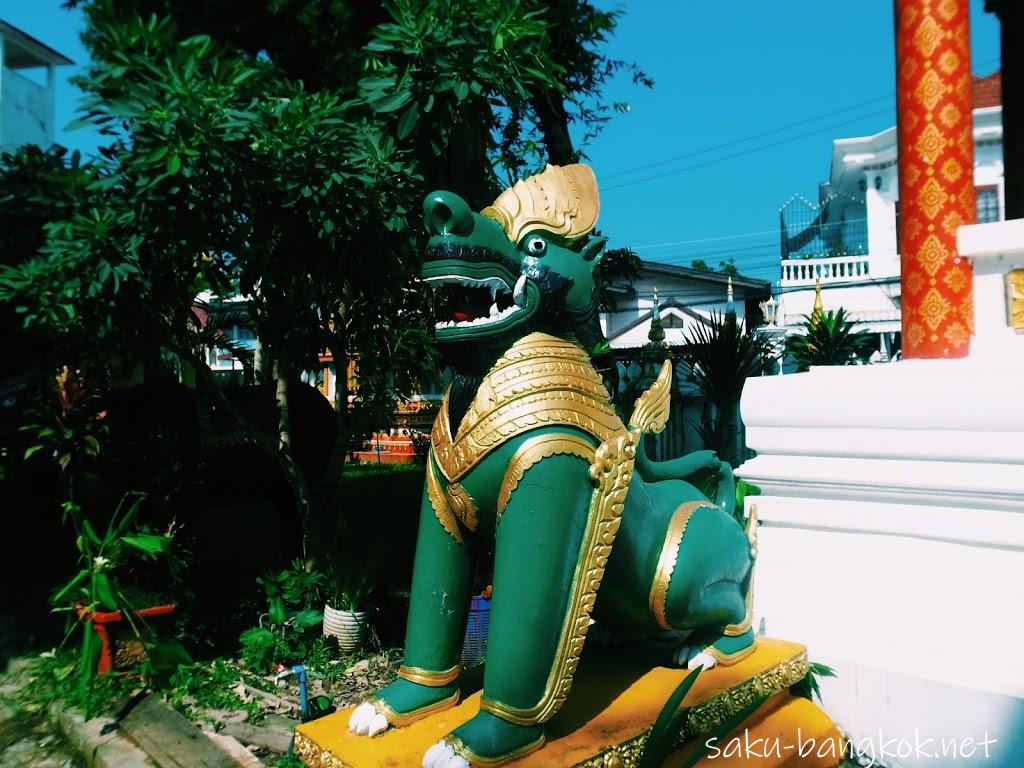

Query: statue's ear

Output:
[580, 236, 607, 264]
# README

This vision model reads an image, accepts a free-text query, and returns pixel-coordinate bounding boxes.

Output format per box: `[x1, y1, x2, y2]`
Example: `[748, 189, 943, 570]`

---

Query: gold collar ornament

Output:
[430, 333, 624, 482]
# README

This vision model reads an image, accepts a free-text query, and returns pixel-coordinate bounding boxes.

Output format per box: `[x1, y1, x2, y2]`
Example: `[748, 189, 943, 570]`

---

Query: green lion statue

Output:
[348, 164, 757, 767]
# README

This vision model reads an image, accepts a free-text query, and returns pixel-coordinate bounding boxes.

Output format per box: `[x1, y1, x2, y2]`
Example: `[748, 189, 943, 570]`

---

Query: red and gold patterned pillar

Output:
[895, 0, 976, 358]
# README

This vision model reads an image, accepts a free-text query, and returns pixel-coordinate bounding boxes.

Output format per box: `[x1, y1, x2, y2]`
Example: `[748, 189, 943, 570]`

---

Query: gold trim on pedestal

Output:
[496, 433, 597, 521]
[294, 731, 352, 768]
[293, 644, 811, 768]
[398, 663, 461, 687]
[648, 501, 717, 631]
[571, 646, 810, 768]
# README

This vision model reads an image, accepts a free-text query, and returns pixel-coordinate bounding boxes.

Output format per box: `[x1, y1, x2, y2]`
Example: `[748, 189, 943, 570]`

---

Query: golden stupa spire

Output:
[811, 277, 824, 324]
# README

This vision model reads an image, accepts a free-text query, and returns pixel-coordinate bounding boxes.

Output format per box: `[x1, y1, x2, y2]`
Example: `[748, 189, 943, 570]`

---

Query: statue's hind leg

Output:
[349, 458, 471, 736]
[653, 501, 757, 669]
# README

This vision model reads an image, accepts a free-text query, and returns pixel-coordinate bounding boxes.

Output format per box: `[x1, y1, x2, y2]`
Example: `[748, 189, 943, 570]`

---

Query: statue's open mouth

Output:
[423, 274, 526, 330]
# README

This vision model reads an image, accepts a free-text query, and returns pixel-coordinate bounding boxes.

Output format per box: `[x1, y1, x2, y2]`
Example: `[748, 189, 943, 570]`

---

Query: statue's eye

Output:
[525, 236, 547, 256]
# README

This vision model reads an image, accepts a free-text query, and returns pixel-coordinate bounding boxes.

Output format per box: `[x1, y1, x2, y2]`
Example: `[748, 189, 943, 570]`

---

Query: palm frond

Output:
[785, 308, 875, 372]
[678, 312, 773, 408]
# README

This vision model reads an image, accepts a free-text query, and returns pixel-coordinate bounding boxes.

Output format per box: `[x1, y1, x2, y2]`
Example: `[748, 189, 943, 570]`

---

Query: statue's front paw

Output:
[423, 739, 469, 768]
[348, 701, 389, 737]
[673, 644, 717, 670]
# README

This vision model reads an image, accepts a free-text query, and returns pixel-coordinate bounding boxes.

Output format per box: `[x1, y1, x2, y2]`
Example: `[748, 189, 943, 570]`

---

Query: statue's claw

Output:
[423, 739, 469, 768]
[673, 644, 717, 670]
[348, 701, 389, 737]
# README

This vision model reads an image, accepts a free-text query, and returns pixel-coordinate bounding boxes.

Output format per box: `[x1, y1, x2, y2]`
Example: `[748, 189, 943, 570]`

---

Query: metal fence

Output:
[780, 192, 868, 260]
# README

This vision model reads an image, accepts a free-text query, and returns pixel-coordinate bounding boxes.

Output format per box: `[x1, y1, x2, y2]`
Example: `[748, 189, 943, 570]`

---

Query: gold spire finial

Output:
[811, 278, 824, 324]
[481, 164, 599, 243]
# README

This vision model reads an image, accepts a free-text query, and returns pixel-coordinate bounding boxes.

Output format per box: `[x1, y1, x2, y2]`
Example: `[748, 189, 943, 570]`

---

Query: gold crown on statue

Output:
[482, 163, 599, 243]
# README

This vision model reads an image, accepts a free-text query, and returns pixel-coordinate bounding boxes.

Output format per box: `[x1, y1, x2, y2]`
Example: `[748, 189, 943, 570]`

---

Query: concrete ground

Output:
[0, 703, 83, 768]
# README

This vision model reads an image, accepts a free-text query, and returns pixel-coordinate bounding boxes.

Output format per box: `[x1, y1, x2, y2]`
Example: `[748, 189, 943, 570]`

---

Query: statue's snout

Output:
[423, 191, 474, 237]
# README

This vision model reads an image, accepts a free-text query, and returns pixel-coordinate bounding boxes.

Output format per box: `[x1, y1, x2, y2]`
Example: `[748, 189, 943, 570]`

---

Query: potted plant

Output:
[324, 492, 389, 653]
[53, 492, 189, 678]
[74, 592, 177, 675]
[323, 572, 371, 653]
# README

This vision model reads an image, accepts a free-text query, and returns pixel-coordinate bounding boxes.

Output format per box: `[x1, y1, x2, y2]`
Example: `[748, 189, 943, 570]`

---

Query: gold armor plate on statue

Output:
[430, 333, 625, 483]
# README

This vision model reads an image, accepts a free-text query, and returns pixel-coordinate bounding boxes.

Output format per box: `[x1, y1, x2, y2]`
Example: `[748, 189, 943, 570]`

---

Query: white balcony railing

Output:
[780, 254, 871, 286]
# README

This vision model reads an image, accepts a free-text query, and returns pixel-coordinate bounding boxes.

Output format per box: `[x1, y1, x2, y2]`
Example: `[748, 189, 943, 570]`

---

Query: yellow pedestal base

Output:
[295, 638, 842, 768]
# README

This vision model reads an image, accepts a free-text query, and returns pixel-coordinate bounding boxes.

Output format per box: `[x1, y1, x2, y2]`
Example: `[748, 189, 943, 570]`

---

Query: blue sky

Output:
[580, 0, 999, 282]
[3, 1, 1001, 284]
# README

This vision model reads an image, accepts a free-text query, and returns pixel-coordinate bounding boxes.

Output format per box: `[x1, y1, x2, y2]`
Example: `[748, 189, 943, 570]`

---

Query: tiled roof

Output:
[973, 70, 1001, 109]
[640, 261, 770, 292]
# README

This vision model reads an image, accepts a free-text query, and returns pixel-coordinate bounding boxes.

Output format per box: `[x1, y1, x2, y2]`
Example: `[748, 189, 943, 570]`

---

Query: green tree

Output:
[718, 258, 739, 276]
[690, 258, 737, 276]
[785, 308, 875, 372]
[2, 1, 646, 560]
[595, 246, 643, 313]
[679, 312, 773, 465]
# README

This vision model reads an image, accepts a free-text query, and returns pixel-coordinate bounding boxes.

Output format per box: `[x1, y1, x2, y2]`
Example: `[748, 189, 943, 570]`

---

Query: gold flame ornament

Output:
[482, 164, 599, 243]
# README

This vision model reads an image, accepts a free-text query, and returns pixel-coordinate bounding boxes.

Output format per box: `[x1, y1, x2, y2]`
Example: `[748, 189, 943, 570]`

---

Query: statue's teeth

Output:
[513, 275, 527, 307]
[489, 303, 499, 317]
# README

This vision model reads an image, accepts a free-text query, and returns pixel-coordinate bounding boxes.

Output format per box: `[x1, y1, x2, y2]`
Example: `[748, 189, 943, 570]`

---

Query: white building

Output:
[0, 21, 72, 152]
[775, 71, 1004, 360]
[602, 260, 770, 459]
[602, 260, 769, 349]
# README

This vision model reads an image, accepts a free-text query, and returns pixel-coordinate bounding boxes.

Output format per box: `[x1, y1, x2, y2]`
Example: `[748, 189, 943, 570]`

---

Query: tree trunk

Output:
[272, 360, 315, 561]
[531, 91, 578, 166]
[308, 338, 353, 564]
[274, 359, 291, 452]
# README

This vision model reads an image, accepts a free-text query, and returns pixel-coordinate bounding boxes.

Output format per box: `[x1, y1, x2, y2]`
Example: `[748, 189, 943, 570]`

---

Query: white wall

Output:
[865, 167, 900, 277]
[1, 66, 53, 149]
[739, 221, 1024, 766]
[739, 358, 1024, 767]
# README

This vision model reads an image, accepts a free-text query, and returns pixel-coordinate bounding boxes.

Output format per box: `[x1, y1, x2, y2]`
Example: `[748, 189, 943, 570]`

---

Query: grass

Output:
[165, 658, 260, 723]
[270, 756, 305, 768]
[1, 649, 142, 718]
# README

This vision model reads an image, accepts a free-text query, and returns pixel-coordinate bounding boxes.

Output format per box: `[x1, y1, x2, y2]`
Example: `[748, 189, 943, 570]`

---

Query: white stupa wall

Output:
[739, 219, 1024, 767]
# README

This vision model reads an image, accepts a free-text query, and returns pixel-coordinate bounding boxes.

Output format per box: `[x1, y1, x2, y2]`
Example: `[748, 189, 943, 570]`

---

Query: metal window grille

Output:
[976, 186, 1000, 223]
